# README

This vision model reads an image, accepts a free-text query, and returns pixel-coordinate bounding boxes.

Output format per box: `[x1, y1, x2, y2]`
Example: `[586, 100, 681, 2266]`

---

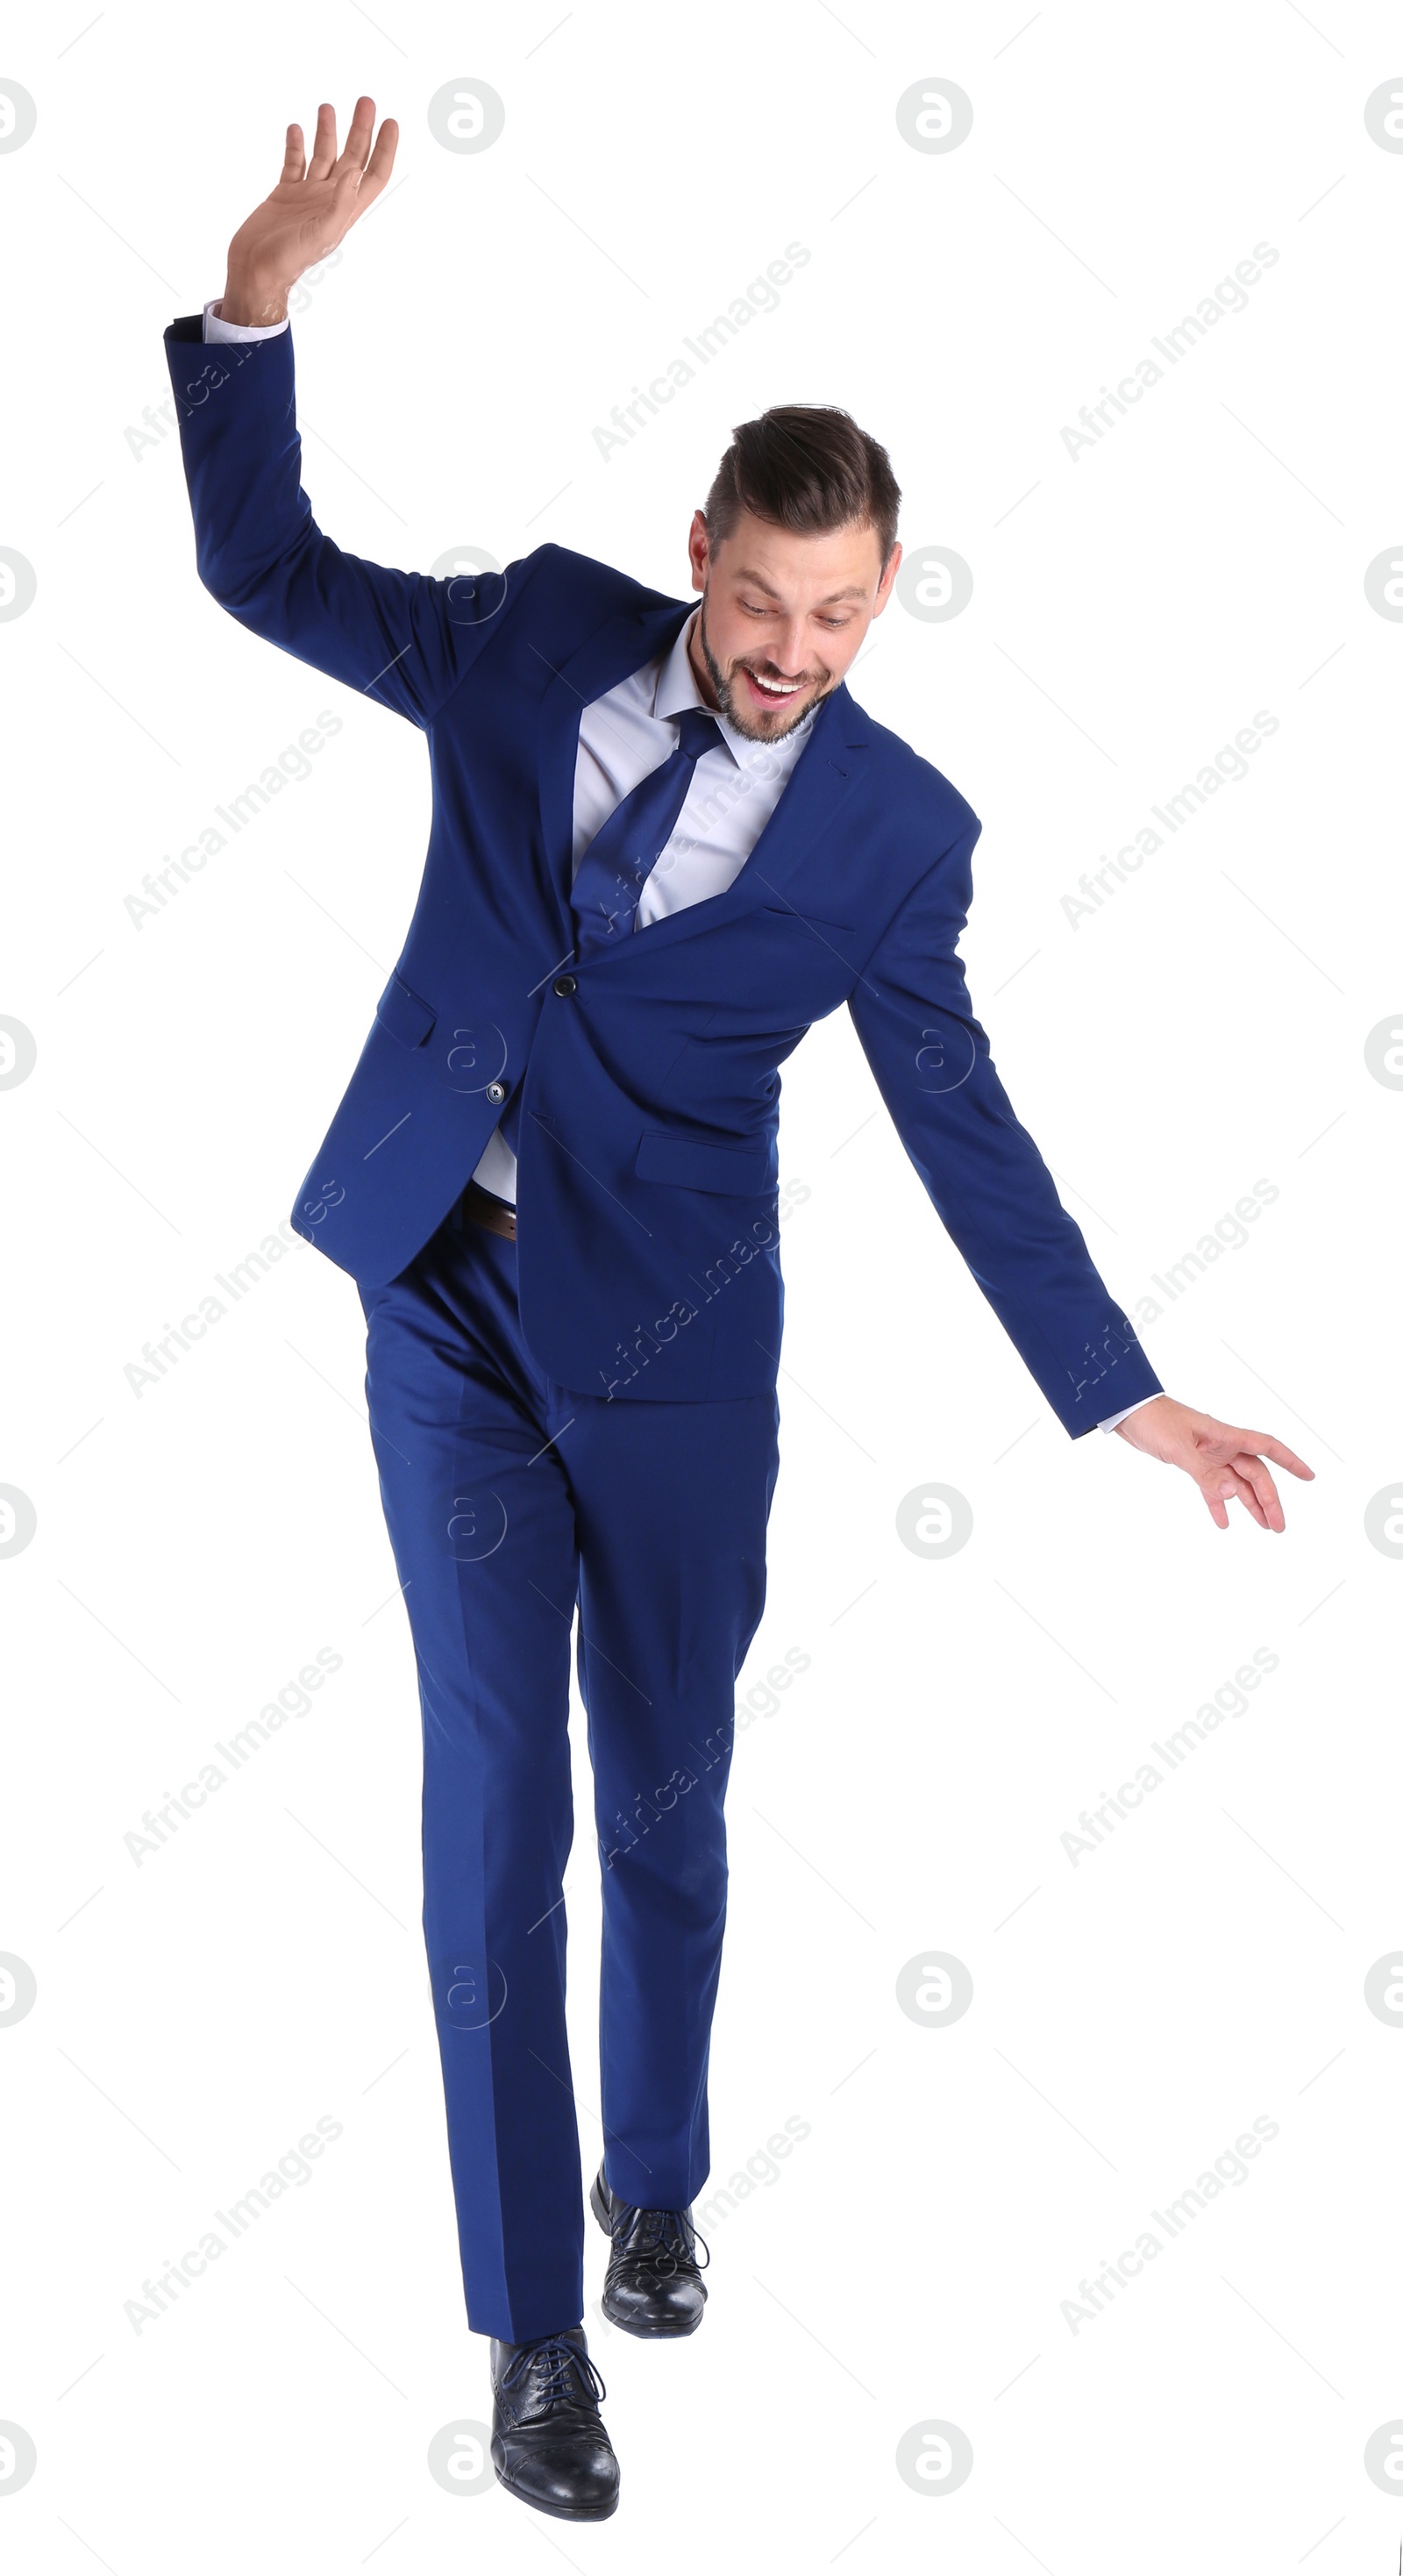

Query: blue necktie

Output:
[569, 706, 721, 956]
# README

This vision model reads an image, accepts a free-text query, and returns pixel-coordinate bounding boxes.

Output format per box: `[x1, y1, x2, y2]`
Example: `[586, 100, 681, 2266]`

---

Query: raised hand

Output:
[220, 97, 398, 326]
[1113, 1395, 1314, 1531]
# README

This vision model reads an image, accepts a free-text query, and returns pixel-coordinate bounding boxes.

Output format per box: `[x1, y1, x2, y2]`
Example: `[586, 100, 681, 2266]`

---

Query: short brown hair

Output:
[703, 405, 901, 570]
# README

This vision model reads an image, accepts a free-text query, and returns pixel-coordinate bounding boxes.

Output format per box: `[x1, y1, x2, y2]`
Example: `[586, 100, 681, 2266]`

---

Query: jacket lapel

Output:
[536, 595, 696, 919]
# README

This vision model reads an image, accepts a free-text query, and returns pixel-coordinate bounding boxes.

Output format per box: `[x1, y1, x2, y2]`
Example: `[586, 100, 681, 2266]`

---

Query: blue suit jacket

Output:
[163, 317, 1161, 1431]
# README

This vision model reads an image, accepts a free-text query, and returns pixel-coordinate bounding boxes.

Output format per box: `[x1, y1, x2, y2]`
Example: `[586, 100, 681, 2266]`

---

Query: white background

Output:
[3, 2, 1401, 2567]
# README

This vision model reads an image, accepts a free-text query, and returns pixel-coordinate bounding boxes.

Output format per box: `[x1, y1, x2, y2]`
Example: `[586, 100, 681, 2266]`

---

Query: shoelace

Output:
[608, 2201, 711, 2276]
[499, 2332, 608, 2411]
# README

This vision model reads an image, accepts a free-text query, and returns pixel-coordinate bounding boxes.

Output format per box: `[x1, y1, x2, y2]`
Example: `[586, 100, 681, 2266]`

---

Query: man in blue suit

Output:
[167, 98, 1312, 2522]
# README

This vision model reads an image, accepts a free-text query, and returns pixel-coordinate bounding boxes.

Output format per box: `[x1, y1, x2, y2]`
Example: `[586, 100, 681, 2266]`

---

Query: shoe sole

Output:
[590, 2173, 707, 2337]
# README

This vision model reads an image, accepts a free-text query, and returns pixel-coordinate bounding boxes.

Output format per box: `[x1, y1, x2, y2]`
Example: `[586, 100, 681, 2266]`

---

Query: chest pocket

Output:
[760, 903, 858, 943]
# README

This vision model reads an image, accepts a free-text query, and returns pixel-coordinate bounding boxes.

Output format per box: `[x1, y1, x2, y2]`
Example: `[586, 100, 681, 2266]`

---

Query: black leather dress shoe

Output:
[590, 2160, 710, 2336]
[489, 2326, 619, 2521]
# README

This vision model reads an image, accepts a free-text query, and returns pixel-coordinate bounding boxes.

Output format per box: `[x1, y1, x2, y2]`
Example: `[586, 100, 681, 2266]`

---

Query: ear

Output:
[872, 539, 902, 617]
[687, 508, 710, 594]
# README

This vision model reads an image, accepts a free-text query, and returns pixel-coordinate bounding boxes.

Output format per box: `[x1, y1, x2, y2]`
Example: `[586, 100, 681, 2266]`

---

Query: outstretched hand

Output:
[222, 96, 399, 326]
[1114, 1396, 1314, 1531]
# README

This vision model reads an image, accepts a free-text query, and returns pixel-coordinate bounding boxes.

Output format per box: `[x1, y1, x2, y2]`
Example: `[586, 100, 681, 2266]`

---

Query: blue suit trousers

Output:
[358, 1189, 780, 2341]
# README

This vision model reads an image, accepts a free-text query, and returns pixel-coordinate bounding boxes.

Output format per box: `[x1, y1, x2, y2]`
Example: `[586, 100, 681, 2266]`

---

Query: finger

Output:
[1200, 1463, 1243, 1530]
[281, 123, 306, 184]
[1214, 1466, 1266, 1529]
[1241, 1431, 1314, 1481]
[340, 118, 399, 225]
[307, 101, 338, 180]
[1230, 1451, 1285, 1532]
[1201, 1465, 1266, 1531]
[360, 115, 400, 201]
[1226, 1461, 1271, 1531]
[335, 94, 377, 175]
[1216, 1424, 1313, 1481]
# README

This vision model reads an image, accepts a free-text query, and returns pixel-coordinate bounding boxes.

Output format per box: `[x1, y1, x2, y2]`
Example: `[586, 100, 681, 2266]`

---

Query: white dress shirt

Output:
[201, 300, 1158, 1438]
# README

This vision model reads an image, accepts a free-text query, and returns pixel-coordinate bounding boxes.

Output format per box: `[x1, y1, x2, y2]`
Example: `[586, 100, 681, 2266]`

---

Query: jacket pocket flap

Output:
[635, 1130, 771, 1195]
[375, 971, 437, 1049]
[760, 903, 858, 938]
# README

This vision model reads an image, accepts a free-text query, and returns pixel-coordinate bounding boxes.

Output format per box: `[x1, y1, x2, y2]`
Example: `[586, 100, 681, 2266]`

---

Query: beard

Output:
[695, 592, 833, 742]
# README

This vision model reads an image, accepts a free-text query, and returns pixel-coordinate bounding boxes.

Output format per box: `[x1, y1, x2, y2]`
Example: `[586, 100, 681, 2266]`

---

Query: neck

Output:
[684, 605, 721, 711]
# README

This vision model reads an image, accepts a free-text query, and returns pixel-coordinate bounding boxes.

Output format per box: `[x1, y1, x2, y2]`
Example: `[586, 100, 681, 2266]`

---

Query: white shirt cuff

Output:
[204, 297, 289, 343]
[1100, 1396, 1160, 1435]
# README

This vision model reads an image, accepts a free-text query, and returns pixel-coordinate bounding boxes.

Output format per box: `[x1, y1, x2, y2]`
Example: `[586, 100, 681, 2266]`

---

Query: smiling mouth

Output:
[740, 666, 810, 704]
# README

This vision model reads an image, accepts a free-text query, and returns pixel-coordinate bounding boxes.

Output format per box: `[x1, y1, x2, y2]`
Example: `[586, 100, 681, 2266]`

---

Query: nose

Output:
[760, 624, 811, 677]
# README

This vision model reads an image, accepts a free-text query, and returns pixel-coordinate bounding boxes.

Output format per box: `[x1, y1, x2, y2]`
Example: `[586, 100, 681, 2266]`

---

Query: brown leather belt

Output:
[459, 1181, 517, 1241]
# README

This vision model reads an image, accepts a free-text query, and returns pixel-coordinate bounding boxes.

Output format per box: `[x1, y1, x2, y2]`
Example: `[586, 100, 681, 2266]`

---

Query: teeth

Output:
[751, 674, 800, 694]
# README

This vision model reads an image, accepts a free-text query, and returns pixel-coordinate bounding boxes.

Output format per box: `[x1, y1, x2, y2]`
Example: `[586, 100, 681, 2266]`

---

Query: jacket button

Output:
[552, 974, 578, 997]
[484, 1080, 506, 1104]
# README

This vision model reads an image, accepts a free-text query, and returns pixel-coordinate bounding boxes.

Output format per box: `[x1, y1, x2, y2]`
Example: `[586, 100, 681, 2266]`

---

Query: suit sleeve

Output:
[847, 815, 1163, 1437]
[162, 315, 523, 726]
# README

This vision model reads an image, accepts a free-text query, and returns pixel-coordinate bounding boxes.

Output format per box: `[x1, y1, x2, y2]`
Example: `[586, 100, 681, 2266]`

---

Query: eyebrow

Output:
[731, 567, 868, 605]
